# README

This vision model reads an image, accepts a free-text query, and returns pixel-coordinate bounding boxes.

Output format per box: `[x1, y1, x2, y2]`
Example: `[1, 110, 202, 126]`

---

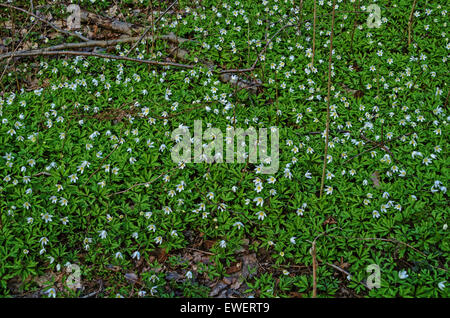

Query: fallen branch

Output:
[0, 33, 191, 60]
[79, 9, 140, 36]
[0, 50, 195, 70]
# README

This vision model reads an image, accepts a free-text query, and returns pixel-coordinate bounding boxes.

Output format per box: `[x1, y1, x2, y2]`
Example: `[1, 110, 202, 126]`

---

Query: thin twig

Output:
[297, 0, 304, 33]
[185, 247, 215, 256]
[408, 0, 418, 47]
[32, 171, 51, 177]
[312, 0, 317, 67]
[107, 166, 178, 197]
[312, 240, 318, 297]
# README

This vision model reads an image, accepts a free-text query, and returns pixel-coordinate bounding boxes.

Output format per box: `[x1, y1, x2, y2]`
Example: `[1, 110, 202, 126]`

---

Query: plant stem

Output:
[319, 0, 336, 198]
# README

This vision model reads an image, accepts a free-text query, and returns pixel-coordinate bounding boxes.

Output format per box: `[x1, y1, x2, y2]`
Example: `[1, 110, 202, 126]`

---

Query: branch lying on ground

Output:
[0, 33, 191, 59]
[79, 9, 141, 36]
[0, 50, 195, 69]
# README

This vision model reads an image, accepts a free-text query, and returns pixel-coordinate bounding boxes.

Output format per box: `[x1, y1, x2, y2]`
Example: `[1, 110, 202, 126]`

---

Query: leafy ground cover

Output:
[0, 0, 449, 298]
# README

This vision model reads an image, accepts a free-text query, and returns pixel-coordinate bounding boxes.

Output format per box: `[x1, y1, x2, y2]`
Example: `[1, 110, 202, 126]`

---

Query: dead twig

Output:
[107, 166, 178, 197]
[0, 50, 195, 70]
[32, 171, 51, 177]
[0, 33, 191, 60]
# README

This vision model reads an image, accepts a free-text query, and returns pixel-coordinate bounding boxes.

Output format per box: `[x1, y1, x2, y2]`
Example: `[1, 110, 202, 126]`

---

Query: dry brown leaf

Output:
[371, 171, 381, 188]
[323, 215, 337, 226]
[226, 262, 242, 274]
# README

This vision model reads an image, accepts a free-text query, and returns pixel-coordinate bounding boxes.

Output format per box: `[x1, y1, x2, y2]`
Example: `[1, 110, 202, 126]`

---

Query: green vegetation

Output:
[0, 0, 448, 298]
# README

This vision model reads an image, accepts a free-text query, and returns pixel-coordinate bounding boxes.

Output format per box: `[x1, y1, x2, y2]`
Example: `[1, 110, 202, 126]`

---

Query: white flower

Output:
[438, 281, 446, 290]
[45, 288, 56, 298]
[132, 251, 141, 260]
[256, 211, 266, 220]
[233, 222, 244, 229]
[253, 197, 264, 207]
[69, 174, 78, 183]
[398, 270, 409, 279]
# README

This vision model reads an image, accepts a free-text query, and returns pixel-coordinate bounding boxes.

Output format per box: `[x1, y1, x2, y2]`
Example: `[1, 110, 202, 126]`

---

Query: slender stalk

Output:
[297, 0, 304, 33]
[349, 0, 360, 54]
[319, 0, 337, 198]
[408, 0, 418, 47]
[312, 0, 317, 67]
[312, 241, 317, 298]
